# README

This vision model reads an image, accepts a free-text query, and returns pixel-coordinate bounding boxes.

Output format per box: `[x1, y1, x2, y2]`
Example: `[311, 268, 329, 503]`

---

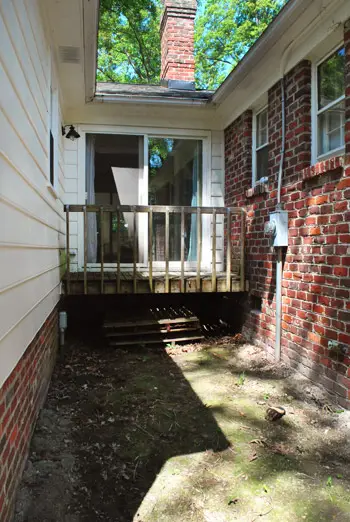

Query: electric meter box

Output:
[267, 210, 288, 247]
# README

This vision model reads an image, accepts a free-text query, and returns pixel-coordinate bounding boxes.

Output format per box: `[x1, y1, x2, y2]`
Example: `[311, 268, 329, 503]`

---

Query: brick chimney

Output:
[160, 0, 197, 89]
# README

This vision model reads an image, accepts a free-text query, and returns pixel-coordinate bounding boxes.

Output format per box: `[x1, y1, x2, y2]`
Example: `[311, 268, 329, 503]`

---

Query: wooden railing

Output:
[64, 205, 245, 294]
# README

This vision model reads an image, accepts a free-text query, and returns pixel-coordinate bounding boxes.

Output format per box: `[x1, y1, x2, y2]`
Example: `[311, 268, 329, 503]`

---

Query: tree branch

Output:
[97, 67, 116, 82]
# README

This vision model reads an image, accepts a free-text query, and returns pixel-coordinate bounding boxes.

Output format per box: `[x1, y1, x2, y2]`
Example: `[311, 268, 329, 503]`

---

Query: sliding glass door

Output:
[148, 138, 203, 267]
[84, 132, 204, 270]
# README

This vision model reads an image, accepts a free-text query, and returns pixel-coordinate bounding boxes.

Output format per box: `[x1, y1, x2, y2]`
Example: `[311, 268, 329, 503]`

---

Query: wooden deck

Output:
[64, 204, 246, 295]
[63, 270, 241, 294]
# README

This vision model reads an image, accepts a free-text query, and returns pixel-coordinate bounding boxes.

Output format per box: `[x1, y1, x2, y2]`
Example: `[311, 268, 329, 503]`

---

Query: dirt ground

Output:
[14, 336, 350, 522]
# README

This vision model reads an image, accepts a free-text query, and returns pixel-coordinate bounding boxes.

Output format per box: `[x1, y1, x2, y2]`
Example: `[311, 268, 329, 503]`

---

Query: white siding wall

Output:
[64, 138, 79, 271]
[211, 131, 225, 268]
[64, 128, 225, 270]
[0, 0, 64, 387]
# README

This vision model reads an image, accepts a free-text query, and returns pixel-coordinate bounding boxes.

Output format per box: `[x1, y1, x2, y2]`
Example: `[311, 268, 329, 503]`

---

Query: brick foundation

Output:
[225, 24, 350, 409]
[0, 308, 59, 522]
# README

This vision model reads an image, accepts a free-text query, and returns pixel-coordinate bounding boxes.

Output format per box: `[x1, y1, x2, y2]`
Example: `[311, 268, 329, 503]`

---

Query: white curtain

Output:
[86, 134, 97, 263]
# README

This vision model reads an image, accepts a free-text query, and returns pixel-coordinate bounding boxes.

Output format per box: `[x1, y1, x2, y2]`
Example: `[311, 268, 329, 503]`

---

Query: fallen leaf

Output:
[269, 443, 294, 456]
[249, 439, 266, 446]
[249, 452, 258, 462]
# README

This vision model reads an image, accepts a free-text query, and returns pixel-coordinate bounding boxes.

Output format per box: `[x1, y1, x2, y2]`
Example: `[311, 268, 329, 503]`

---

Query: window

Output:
[250, 294, 262, 313]
[253, 107, 269, 185]
[316, 47, 345, 159]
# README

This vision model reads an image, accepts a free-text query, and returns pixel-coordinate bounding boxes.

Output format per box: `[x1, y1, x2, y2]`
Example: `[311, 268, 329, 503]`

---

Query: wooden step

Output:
[104, 316, 199, 329]
[109, 335, 204, 347]
[105, 326, 200, 338]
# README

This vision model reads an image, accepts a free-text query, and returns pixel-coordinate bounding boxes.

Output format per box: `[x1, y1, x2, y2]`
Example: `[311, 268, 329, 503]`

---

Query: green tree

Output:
[195, 0, 287, 89]
[98, 0, 287, 88]
[98, 0, 161, 84]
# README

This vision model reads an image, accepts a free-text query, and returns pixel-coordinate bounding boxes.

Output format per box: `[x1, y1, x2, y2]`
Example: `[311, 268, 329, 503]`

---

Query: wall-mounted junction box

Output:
[264, 210, 288, 247]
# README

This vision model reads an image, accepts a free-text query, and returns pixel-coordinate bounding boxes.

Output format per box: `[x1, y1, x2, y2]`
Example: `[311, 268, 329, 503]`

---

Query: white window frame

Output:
[312, 44, 345, 164]
[252, 105, 268, 186]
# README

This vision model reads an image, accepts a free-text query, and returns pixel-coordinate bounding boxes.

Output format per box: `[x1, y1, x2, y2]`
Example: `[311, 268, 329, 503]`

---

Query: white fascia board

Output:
[84, 0, 100, 102]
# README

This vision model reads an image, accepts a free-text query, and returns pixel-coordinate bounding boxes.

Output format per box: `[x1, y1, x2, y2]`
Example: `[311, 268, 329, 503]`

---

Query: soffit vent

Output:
[58, 46, 81, 64]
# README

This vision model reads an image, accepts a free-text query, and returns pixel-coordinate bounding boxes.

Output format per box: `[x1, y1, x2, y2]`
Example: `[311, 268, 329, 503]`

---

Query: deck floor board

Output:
[64, 270, 241, 294]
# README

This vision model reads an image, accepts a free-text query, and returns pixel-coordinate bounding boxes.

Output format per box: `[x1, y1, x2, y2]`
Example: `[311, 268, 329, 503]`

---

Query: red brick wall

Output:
[346, 19, 350, 154]
[160, 0, 197, 82]
[0, 308, 58, 522]
[268, 61, 312, 188]
[225, 26, 350, 409]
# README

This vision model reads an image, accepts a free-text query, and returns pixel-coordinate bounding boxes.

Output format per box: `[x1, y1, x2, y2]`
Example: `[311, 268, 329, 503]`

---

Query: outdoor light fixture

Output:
[62, 124, 80, 141]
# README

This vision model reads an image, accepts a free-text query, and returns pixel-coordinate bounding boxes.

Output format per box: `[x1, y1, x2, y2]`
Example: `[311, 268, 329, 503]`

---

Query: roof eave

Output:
[84, 0, 100, 102]
[92, 93, 213, 107]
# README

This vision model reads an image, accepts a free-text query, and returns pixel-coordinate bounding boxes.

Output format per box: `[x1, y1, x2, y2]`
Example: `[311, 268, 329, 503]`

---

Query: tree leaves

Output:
[97, 0, 287, 88]
[195, 0, 287, 89]
[98, 0, 161, 84]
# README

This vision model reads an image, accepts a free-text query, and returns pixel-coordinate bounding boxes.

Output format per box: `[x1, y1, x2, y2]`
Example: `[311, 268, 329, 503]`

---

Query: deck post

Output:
[226, 208, 232, 292]
[65, 205, 70, 295]
[180, 207, 185, 293]
[100, 207, 104, 294]
[240, 208, 246, 291]
[133, 208, 137, 293]
[165, 207, 170, 293]
[196, 208, 202, 291]
[212, 209, 217, 292]
[148, 209, 153, 292]
[83, 205, 88, 295]
[116, 208, 121, 293]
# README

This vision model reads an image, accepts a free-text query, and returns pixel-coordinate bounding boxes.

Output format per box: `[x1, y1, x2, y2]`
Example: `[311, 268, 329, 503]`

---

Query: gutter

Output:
[92, 94, 213, 108]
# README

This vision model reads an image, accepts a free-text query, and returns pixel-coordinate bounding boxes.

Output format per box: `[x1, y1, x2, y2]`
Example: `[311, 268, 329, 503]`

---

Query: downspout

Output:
[275, 77, 285, 362]
[277, 77, 286, 210]
[274, 35, 303, 361]
[275, 13, 339, 358]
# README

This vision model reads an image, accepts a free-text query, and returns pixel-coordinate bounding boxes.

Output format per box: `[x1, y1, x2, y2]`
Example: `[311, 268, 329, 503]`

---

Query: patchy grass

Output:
[15, 338, 350, 522]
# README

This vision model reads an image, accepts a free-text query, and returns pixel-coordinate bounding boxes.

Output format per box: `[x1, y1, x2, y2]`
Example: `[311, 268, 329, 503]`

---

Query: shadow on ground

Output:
[14, 335, 350, 522]
[15, 338, 230, 522]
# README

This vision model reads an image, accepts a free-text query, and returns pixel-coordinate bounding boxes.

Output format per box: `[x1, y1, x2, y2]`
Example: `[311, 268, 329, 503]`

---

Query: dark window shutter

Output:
[50, 131, 54, 185]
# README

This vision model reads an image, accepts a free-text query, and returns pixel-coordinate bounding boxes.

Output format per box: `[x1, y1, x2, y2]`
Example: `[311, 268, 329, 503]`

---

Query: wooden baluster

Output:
[83, 205, 87, 295]
[116, 209, 121, 293]
[180, 207, 185, 293]
[165, 208, 170, 293]
[196, 208, 202, 291]
[212, 209, 217, 292]
[65, 205, 70, 295]
[148, 209, 153, 293]
[226, 208, 232, 292]
[100, 207, 104, 294]
[240, 208, 245, 292]
[133, 208, 137, 293]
